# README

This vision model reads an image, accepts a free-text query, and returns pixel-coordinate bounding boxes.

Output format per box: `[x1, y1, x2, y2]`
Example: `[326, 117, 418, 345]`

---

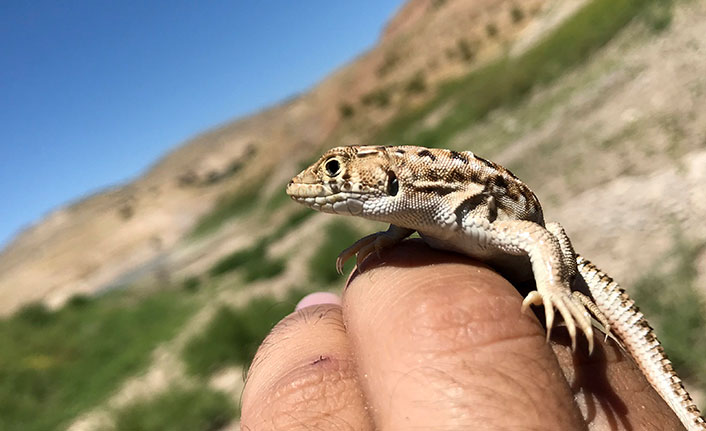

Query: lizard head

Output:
[287, 145, 398, 217]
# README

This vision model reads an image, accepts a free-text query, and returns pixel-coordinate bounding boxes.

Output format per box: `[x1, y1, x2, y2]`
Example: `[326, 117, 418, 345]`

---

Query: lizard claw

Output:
[335, 230, 402, 274]
[522, 288, 594, 354]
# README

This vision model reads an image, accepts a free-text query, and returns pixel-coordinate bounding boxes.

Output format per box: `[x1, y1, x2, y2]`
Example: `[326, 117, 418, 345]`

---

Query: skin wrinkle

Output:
[242, 305, 373, 431]
[454, 348, 580, 427]
[244, 241, 682, 430]
[344, 243, 586, 430]
[478, 358, 566, 424]
[247, 305, 346, 388]
[361, 258, 537, 360]
[402, 294, 534, 353]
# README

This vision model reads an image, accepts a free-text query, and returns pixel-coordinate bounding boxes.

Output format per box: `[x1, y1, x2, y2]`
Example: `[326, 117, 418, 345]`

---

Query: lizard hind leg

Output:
[571, 291, 620, 347]
[335, 225, 414, 274]
[490, 219, 595, 354]
[546, 221, 613, 349]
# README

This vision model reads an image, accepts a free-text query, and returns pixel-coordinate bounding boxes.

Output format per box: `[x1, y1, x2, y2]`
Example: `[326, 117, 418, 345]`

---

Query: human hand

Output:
[241, 240, 682, 430]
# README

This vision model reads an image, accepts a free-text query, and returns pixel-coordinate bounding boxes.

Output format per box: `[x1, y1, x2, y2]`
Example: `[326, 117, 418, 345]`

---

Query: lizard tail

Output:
[576, 255, 706, 431]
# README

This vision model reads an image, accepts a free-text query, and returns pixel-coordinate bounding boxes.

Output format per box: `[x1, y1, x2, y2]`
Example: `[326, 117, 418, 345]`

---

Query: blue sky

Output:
[0, 1, 405, 248]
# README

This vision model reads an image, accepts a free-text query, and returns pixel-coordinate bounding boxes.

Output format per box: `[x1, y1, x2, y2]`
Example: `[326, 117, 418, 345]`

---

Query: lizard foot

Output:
[570, 291, 619, 345]
[335, 232, 396, 274]
[522, 288, 595, 354]
[336, 225, 413, 274]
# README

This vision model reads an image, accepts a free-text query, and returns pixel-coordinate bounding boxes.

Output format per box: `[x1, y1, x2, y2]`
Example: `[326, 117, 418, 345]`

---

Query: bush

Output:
[189, 186, 262, 238]
[182, 276, 201, 292]
[309, 220, 361, 285]
[339, 102, 355, 119]
[183, 288, 313, 376]
[209, 246, 260, 278]
[0, 289, 195, 431]
[243, 257, 286, 283]
[208, 243, 285, 282]
[267, 208, 313, 240]
[633, 237, 706, 384]
[405, 72, 427, 94]
[111, 385, 236, 431]
[377, 51, 400, 77]
[15, 302, 54, 326]
[511, 6, 525, 23]
[485, 23, 499, 38]
[456, 38, 476, 63]
[207, 208, 314, 282]
[641, 0, 672, 32]
[66, 294, 92, 308]
[361, 89, 391, 108]
[374, 0, 671, 149]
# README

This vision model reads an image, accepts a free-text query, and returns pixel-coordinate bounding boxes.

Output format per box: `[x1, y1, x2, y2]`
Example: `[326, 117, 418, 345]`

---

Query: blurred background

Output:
[1, 0, 705, 429]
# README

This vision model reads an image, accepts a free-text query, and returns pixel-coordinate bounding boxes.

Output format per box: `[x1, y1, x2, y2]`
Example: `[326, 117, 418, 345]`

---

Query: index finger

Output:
[342, 240, 586, 429]
[343, 240, 682, 430]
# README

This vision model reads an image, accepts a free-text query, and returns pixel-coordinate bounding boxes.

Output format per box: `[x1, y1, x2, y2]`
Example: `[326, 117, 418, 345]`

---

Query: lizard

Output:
[286, 144, 706, 431]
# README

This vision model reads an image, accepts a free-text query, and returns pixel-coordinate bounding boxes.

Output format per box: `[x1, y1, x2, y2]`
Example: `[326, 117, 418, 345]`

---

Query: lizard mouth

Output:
[286, 181, 367, 215]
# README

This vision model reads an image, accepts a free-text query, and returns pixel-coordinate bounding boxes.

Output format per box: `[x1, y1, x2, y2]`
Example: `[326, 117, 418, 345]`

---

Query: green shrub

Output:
[485, 23, 499, 38]
[309, 220, 361, 285]
[208, 243, 285, 282]
[405, 72, 427, 94]
[183, 289, 313, 376]
[456, 38, 476, 62]
[189, 186, 262, 238]
[15, 302, 54, 326]
[361, 89, 391, 108]
[209, 245, 261, 278]
[377, 51, 400, 77]
[111, 385, 236, 431]
[66, 294, 92, 308]
[0, 289, 195, 431]
[243, 256, 286, 283]
[266, 208, 314, 241]
[339, 102, 355, 119]
[633, 237, 706, 385]
[182, 276, 201, 292]
[641, 0, 673, 32]
[264, 187, 292, 211]
[511, 6, 525, 23]
[207, 208, 314, 282]
[373, 0, 672, 149]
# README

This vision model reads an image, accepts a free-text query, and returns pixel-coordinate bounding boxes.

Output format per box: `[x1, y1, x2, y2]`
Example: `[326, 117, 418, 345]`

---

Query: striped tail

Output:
[576, 255, 705, 431]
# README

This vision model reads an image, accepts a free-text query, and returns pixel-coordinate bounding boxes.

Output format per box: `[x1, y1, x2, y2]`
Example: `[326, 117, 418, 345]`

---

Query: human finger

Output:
[342, 240, 586, 430]
[241, 303, 372, 430]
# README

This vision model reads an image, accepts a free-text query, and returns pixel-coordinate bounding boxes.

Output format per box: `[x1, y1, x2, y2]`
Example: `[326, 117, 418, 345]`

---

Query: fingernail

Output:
[295, 292, 341, 310]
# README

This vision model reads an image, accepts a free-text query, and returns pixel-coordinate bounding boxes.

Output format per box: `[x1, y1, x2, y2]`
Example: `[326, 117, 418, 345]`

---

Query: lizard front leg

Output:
[484, 219, 595, 353]
[336, 225, 414, 273]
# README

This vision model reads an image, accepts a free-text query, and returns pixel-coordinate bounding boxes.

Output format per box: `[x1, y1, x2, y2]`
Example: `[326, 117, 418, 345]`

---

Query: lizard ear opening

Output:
[387, 172, 399, 196]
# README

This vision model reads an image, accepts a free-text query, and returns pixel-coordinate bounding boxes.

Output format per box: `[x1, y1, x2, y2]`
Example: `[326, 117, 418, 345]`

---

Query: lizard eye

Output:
[387, 172, 399, 196]
[324, 158, 341, 177]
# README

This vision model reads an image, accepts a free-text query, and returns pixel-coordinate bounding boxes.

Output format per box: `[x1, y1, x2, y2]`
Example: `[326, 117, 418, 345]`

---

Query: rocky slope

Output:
[0, 0, 554, 314]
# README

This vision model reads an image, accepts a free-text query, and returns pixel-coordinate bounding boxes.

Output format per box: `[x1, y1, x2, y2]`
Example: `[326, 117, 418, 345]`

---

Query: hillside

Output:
[0, 0, 551, 314]
[1, 0, 705, 430]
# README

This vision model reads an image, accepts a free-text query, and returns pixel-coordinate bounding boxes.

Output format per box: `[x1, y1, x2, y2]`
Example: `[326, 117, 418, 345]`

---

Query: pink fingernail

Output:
[295, 292, 341, 310]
